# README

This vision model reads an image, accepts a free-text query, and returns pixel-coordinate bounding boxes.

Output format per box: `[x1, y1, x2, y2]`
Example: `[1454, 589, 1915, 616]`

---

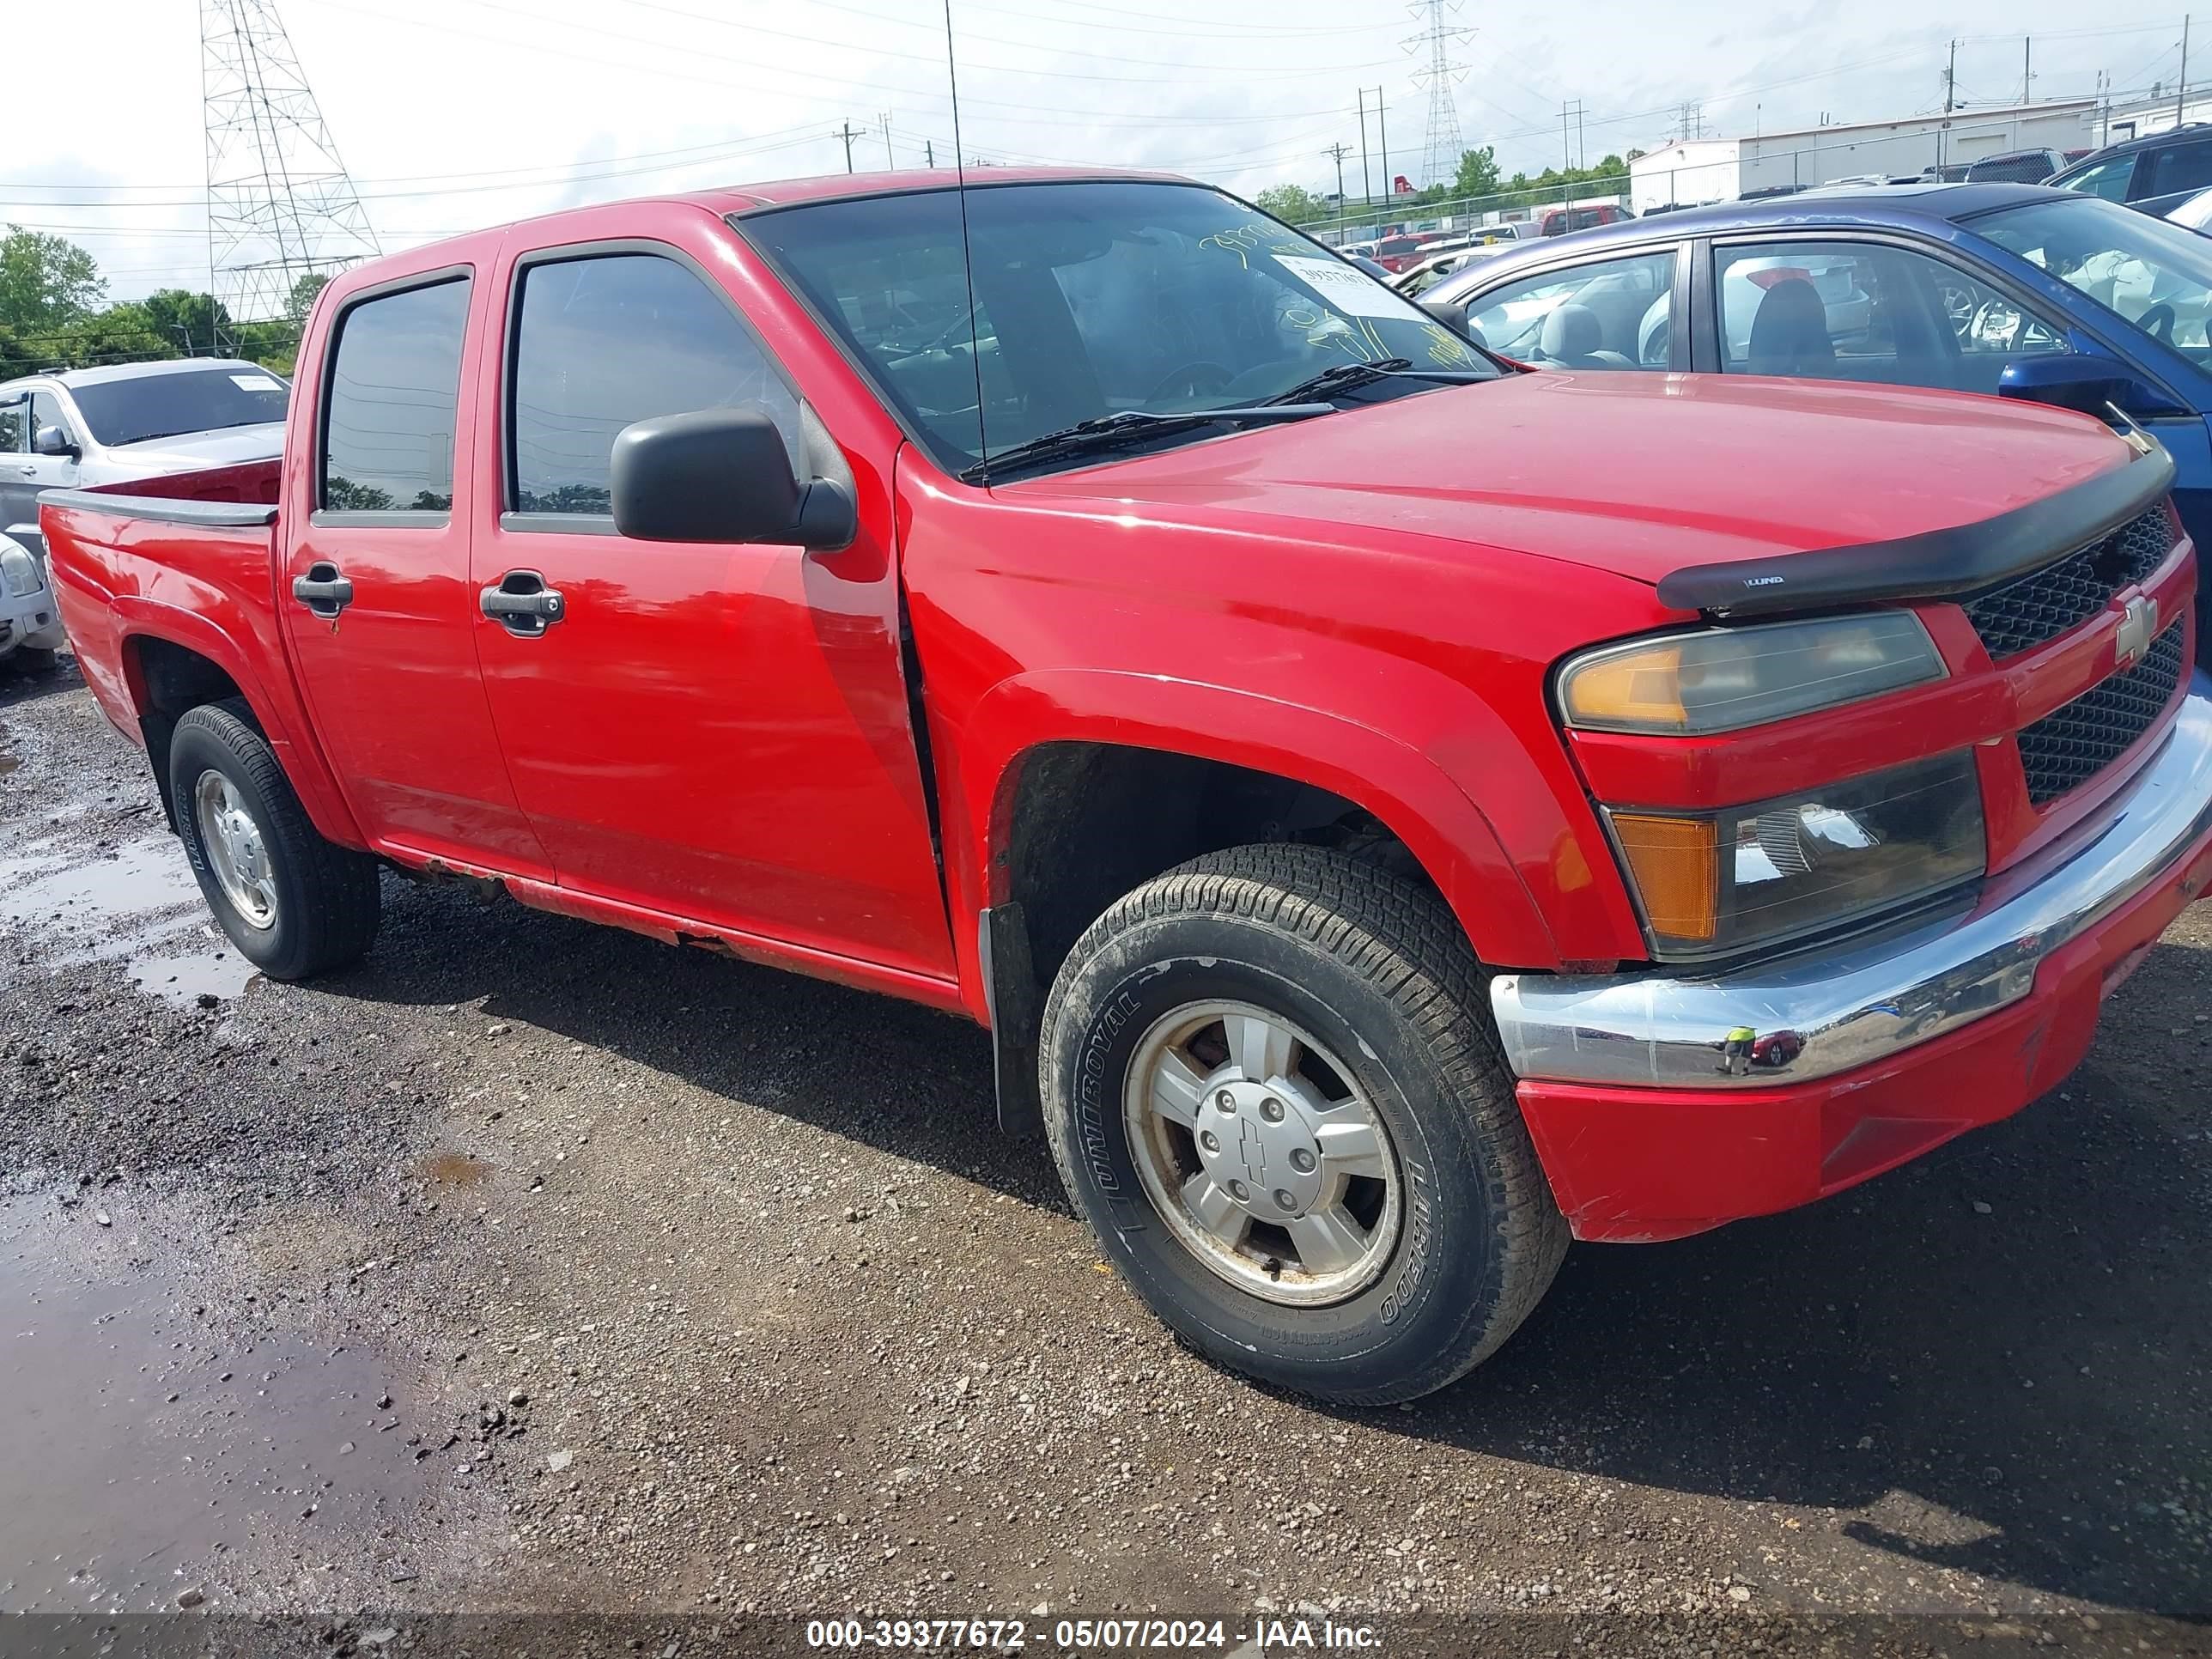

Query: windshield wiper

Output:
[959, 402, 1334, 483]
[1262, 357, 1492, 405]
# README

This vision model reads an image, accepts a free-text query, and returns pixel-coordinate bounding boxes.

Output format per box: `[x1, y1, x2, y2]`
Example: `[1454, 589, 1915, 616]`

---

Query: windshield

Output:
[1976, 194, 2212, 363]
[65, 367, 289, 447]
[744, 180, 1491, 475]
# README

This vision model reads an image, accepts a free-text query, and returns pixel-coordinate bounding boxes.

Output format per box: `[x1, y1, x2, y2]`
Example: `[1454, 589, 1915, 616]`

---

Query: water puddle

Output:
[414, 1152, 492, 1188]
[0, 835, 258, 1010]
[0, 1197, 435, 1611]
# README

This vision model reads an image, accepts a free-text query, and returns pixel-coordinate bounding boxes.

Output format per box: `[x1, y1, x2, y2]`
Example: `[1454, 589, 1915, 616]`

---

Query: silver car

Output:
[0, 359, 289, 563]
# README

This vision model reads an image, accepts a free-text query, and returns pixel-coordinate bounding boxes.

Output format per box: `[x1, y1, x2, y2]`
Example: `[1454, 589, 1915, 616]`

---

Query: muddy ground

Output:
[0, 658, 2206, 1657]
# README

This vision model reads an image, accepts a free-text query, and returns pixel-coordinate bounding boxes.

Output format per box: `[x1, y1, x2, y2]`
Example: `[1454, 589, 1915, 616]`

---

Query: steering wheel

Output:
[1966, 297, 2024, 351]
[2138, 301, 2178, 344]
[1940, 281, 1978, 338]
[1145, 362, 1237, 404]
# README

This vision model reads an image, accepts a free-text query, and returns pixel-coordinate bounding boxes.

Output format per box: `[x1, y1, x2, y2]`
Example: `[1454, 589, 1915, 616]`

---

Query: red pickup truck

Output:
[40, 169, 2212, 1404]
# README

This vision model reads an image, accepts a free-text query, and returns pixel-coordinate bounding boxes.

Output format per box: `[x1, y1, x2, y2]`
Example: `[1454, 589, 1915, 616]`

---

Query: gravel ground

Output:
[1, 658, 2206, 1657]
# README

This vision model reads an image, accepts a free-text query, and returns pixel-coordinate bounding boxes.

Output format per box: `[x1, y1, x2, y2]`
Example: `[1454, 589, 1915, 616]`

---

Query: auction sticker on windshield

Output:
[1275, 254, 1413, 319]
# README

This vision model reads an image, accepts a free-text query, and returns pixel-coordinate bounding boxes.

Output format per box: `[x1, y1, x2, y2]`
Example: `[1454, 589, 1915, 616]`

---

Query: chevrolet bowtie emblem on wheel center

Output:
[2116, 594, 2160, 671]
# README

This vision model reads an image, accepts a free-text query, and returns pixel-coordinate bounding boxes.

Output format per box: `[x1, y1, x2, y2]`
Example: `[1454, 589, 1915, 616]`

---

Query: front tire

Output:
[169, 698, 380, 980]
[1040, 843, 1567, 1405]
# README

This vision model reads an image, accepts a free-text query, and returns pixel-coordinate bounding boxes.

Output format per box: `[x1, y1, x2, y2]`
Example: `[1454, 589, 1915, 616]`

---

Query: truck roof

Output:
[700, 164, 1189, 216]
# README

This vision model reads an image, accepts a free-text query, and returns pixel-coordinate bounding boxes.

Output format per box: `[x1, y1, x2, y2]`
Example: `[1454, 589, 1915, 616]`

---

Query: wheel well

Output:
[1000, 741, 1427, 1008]
[126, 636, 245, 830]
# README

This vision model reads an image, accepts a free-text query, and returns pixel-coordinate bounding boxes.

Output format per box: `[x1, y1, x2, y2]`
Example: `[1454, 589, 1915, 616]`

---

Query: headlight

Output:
[1605, 752, 1985, 959]
[1559, 612, 1944, 735]
[0, 544, 41, 598]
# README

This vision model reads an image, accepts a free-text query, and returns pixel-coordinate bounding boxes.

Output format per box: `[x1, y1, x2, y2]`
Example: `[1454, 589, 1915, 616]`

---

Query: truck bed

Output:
[39, 459, 298, 769]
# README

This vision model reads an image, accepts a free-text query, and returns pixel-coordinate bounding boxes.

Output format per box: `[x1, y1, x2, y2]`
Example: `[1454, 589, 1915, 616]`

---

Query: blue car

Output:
[1419, 182, 2212, 653]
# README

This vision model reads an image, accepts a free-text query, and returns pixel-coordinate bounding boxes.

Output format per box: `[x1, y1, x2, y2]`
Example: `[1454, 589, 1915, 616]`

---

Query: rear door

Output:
[280, 262, 555, 877]
[468, 231, 955, 980]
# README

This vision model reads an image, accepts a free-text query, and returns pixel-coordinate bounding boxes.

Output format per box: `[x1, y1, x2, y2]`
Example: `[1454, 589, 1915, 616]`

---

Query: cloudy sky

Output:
[8, 0, 2200, 304]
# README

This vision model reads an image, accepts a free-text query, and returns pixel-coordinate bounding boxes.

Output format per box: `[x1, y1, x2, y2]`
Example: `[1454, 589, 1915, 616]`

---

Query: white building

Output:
[1630, 100, 2100, 210]
[1628, 139, 1741, 214]
[2100, 87, 2212, 146]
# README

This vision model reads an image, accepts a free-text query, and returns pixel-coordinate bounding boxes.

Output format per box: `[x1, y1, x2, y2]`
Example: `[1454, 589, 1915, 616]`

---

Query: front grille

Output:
[2017, 622, 2186, 806]
[1962, 504, 2178, 660]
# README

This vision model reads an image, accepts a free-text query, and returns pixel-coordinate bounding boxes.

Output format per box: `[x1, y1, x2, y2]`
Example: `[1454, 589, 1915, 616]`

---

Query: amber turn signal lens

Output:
[1557, 642, 1689, 730]
[1608, 812, 1718, 943]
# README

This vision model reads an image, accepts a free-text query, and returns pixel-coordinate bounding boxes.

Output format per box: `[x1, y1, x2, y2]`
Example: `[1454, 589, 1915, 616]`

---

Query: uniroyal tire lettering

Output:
[1079, 988, 1142, 1196]
[1378, 1158, 1432, 1325]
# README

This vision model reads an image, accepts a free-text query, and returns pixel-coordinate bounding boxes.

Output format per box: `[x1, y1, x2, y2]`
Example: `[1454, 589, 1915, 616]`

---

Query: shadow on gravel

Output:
[330, 875, 1066, 1210]
[1382, 932, 2212, 1621]
[325, 872, 2209, 1620]
[0, 659, 81, 711]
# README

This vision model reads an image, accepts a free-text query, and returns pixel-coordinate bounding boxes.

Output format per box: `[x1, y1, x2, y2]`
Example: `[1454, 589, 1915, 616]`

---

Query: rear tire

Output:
[168, 698, 380, 980]
[1040, 843, 1567, 1405]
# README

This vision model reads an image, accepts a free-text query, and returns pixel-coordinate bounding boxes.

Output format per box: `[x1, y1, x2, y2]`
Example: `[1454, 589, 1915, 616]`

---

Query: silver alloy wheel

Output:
[191, 769, 278, 932]
[1122, 999, 1401, 1307]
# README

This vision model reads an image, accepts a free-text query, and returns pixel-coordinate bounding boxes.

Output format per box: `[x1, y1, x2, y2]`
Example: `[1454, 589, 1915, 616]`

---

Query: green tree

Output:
[1255, 182, 1329, 225]
[0, 321, 32, 378]
[142, 289, 233, 357]
[1451, 145, 1502, 199]
[0, 226, 105, 339]
[286, 271, 331, 326]
[67, 301, 168, 368]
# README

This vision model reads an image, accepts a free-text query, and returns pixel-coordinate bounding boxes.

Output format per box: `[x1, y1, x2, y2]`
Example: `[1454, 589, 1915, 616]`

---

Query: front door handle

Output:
[291, 561, 354, 619]
[479, 568, 565, 638]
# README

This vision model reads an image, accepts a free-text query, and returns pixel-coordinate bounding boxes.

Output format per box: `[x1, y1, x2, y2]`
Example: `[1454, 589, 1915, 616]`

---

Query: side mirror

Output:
[1419, 295, 1468, 331]
[1998, 352, 2185, 421]
[608, 408, 855, 550]
[33, 424, 78, 459]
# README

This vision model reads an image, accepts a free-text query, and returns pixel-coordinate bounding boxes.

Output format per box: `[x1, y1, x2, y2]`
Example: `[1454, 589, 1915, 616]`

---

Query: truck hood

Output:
[92, 422, 286, 477]
[1005, 371, 2138, 589]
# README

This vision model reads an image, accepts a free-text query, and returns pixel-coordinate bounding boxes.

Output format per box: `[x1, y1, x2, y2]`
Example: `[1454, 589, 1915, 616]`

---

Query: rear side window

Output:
[320, 276, 471, 514]
[2144, 140, 2212, 199]
[507, 252, 800, 519]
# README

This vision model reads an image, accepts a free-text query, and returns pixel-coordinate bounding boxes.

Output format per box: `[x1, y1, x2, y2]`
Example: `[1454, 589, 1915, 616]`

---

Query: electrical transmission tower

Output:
[201, 0, 380, 330]
[1405, 0, 1471, 192]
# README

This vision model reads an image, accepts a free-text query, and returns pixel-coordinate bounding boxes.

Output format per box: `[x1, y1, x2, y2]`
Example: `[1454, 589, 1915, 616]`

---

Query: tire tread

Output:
[1042, 842, 1568, 1405]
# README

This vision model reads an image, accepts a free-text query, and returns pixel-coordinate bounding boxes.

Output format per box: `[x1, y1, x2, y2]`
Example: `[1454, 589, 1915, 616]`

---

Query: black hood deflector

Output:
[1656, 445, 2177, 618]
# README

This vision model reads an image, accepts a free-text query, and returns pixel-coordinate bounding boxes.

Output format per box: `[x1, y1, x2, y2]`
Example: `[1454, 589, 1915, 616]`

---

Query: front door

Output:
[471, 243, 954, 980]
[0, 388, 82, 556]
[279, 267, 553, 878]
[0, 391, 33, 545]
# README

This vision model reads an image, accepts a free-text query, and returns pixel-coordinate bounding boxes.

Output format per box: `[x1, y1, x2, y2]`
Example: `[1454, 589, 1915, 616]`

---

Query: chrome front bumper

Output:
[1491, 672, 2212, 1090]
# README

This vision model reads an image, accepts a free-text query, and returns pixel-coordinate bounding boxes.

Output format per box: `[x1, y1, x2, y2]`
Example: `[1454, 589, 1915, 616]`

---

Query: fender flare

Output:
[112, 598, 365, 848]
[957, 667, 1565, 993]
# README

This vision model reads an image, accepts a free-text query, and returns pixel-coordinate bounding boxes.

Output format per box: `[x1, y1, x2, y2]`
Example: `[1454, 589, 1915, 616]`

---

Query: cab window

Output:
[321, 276, 471, 514]
[507, 252, 801, 520]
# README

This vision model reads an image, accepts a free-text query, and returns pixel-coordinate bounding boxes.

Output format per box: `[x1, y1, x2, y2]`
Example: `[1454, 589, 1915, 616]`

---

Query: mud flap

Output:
[980, 901, 1044, 1137]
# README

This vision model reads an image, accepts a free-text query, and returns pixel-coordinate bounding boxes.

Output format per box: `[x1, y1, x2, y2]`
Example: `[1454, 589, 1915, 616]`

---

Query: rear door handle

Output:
[291, 561, 354, 619]
[480, 568, 565, 637]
